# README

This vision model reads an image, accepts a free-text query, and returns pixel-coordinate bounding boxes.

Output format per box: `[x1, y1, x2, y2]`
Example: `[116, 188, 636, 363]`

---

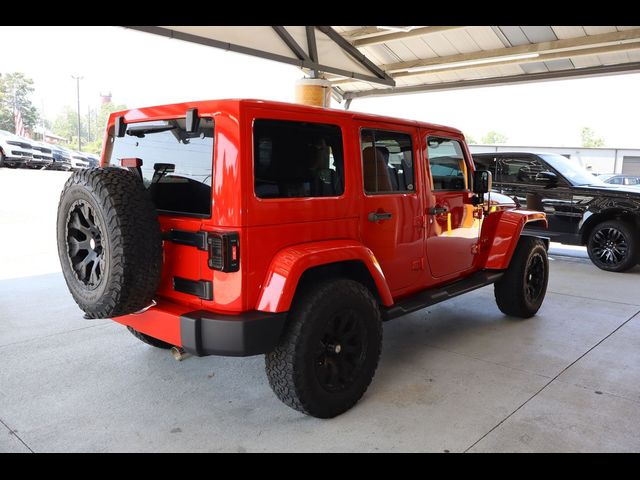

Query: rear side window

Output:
[253, 119, 344, 199]
[108, 117, 214, 216]
[361, 129, 414, 194]
[426, 137, 468, 191]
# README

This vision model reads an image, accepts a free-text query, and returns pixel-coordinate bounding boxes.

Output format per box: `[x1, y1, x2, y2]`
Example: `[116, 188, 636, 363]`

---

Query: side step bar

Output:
[383, 270, 504, 321]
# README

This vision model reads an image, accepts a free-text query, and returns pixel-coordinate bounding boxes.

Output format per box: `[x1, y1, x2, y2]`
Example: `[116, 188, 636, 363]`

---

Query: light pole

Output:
[71, 75, 83, 151]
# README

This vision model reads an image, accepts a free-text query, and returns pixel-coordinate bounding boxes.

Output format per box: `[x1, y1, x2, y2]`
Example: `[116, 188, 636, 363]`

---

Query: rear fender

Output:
[480, 209, 548, 270]
[256, 240, 393, 312]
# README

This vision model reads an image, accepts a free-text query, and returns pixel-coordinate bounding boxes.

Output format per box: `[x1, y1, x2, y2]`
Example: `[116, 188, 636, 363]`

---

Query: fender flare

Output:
[255, 240, 393, 312]
[482, 209, 548, 270]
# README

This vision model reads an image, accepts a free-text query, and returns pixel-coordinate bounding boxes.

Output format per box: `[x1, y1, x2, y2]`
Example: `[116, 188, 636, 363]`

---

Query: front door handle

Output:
[368, 211, 393, 222]
[428, 206, 448, 215]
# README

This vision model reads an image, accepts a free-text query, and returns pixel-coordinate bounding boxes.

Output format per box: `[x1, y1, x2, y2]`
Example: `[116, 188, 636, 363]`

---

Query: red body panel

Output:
[256, 240, 393, 312]
[101, 99, 546, 347]
[479, 210, 548, 270]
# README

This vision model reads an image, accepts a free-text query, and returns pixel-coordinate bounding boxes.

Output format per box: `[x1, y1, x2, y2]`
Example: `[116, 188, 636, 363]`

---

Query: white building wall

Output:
[468, 145, 640, 174]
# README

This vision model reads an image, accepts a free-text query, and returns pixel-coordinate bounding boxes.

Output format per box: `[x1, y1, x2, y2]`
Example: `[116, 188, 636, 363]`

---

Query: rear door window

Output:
[107, 117, 214, 216]
[360, 129, 414, 194]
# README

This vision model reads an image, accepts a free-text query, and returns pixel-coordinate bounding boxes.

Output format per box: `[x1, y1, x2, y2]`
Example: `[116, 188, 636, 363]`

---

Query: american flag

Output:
[14, 107, 26, 137]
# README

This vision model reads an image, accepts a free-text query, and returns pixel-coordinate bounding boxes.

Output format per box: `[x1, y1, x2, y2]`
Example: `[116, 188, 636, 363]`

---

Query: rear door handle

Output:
[428, 207, 448, 215]
[368, 211, 393, 222]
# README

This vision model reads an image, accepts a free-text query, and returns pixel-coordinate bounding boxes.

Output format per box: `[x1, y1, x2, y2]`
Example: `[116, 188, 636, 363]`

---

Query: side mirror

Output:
[473, 170, 492, 194]
[535, 171, 557, 185]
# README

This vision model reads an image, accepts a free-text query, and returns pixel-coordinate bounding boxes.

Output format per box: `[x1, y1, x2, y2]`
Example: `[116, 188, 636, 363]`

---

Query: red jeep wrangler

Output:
[57, 99, 549, 418]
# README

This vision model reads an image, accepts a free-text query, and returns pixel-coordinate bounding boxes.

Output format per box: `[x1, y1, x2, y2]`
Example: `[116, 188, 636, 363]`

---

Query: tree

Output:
[0, 72, 39, 132]
[581, 127, 605, 148]
[52, 106, 80, 144]
[51, 100, 126, 152]
[481, 131, 508, 144]
[464, 132, 478, 144]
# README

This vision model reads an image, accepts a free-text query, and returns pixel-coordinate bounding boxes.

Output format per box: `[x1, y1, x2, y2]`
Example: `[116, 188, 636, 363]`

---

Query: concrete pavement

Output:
[1, 169, 639, 452]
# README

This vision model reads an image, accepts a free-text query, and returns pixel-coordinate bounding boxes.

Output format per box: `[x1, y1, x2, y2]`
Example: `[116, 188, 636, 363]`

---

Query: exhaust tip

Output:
[171, 346, 191, 361]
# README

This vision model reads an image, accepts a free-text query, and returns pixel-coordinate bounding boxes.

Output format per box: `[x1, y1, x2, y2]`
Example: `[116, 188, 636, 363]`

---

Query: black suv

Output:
[473, 152, 640, 272]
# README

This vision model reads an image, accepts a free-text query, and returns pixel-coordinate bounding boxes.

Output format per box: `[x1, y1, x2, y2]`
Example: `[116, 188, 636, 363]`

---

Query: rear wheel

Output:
[494, 237, 549, 318]
[265, 279, 382, 418]
[587, 220, 638, 272]
[126, 327, 173, 349]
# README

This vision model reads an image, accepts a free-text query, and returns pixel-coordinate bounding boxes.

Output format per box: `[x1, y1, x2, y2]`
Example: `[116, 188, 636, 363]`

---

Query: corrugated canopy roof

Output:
[126, 26, 640, 105]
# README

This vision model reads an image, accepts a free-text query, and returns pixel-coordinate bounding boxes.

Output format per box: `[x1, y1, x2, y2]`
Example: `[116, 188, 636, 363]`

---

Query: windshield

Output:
[540, 153, 606, 186]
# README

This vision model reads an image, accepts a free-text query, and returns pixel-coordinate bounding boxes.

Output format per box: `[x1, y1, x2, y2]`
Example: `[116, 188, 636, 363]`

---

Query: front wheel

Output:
[494, 237, 549, 318]
[587, 220, 638, 272]
[265, 279, 382, 418]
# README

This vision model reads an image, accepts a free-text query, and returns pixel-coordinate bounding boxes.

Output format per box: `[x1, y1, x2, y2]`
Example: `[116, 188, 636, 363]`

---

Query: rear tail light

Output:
[207, 232, 240, 272]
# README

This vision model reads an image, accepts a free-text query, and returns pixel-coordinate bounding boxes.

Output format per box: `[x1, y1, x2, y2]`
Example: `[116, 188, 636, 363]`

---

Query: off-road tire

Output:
[126, 326, 173, 349]
[57, 167, 162, 319]
[494, 236, 548, 318]
[587, 220, 639, 272]
[265, 279, 383, 418]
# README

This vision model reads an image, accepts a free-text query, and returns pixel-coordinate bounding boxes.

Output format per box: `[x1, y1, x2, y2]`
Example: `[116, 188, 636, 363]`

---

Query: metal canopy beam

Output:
[329, 28, 640, 86]
[352, 26, 465, 47]
[316, 26, 394, 83]
[343, 62, 640, 100]
[378, 27, 640, 73]
[404, 41, 640, 79]
[124, 26, 395, 87]
[272, 26, 309, 61]
[331, 41, 640, 86]
[306, 26, 318, 62]
[341, 26, 389, 41]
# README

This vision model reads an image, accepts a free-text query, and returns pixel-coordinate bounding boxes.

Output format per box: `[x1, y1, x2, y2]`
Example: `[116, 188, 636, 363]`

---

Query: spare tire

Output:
[57, 167, 162, 318]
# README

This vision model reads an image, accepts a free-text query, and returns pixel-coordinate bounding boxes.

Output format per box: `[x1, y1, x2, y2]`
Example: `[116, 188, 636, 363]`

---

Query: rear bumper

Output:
[180, 310, 287, 357]
[113, 298, 287, 357]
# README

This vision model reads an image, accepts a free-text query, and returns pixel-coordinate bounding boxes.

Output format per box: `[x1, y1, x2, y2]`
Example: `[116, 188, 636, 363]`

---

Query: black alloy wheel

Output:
[587, 220, 638, 272]
[265, 279, 382, 418]
[524, 251, 546, 305]
[315, 308, 368, 393]
[494, 236, 549, 318]
[591, 227, 628, 267]
[66, 200, 106, 289]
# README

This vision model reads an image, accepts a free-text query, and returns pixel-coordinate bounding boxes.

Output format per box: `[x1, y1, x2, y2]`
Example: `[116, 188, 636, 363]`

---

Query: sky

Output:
[2, 25, 639, 148]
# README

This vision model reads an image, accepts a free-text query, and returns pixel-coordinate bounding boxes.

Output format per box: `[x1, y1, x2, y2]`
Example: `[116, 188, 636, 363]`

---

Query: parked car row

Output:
[0, 130, 99, 171]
